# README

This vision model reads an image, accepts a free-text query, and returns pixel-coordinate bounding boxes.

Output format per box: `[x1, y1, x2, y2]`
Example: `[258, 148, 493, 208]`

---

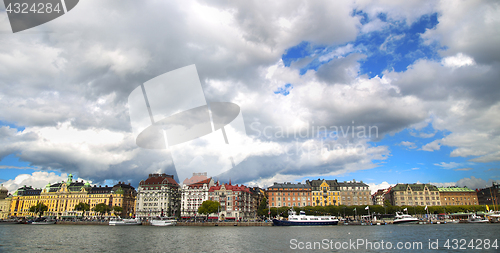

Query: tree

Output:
[113, 206, 123, 217]
[257, 198, 268, 217]
[74, 202, 90, 217]
[29, 203, 48, 217]
[198, 200, 220, 219]
[93, 203, 111, 217]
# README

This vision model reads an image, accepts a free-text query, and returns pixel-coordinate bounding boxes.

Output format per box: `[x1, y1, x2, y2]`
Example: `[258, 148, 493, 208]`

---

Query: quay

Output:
[150, 221, 273, 226]
[56, 220, 109, 225]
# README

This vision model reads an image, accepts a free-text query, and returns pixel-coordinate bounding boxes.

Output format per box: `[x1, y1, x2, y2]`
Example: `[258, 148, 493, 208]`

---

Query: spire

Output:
[229, 179, 231, 185]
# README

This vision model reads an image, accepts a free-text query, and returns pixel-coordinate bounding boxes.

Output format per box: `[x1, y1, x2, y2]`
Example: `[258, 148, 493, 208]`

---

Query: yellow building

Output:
[306, 179, 341, 206]
[9, 174, 136, 218]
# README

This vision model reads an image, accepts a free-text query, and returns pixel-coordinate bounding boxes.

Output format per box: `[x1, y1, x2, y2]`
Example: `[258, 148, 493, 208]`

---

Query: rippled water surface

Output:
[0, 223, 499, 252]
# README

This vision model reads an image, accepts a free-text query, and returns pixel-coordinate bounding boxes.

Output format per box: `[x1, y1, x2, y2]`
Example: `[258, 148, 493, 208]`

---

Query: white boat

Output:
[109, 218, 142, 226]
[273, 209, 338, 226]
[467, 214, 489, 223]
[393, 212, 419, 224]
[151, 217, 176, 226]
[485, 211, 500, 222]
[32, 217, 56, 225]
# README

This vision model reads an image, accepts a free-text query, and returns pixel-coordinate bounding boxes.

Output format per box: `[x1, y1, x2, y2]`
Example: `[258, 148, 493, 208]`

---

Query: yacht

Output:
[150, 217, 176, 226]
[393, 212, 419, 224]
[109, 218, 142, 226]
[467, 214, 489, 223]
[273, 209, 338, 226]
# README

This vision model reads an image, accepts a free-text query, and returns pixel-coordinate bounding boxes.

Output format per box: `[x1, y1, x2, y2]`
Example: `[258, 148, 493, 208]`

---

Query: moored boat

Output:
[109, 218, 142, 226]
[273, 209, 338, 226]
[393, 212, 419, 224]
[467, 214, 489, 223]
[150, 217, 176, 226]
[31, 217, 56, 225]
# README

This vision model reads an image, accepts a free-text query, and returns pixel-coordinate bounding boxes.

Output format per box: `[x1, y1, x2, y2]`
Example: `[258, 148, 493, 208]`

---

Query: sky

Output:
[0, 0, 499, 194]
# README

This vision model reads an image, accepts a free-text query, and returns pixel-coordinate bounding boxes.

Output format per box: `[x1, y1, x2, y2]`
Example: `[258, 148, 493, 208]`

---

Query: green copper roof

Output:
[392, 183, 439, 191]
[438, 187, 475, 192]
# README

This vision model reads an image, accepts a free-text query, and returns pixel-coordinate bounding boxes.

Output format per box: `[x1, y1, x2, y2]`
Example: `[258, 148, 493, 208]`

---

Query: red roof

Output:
[183, 173, 208, 185]
[187, 178, 213, 189]
[139, 173, 178, 186]
[209, 183, 250, 193]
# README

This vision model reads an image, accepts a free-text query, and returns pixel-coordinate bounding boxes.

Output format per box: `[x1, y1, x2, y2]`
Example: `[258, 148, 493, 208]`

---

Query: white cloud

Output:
[434, 162, 461, 169]
[399, 141, 417, 149]
[441, 53, 476, 68]
[1, 171, 91, 193]
[456, 176, 499, 190]
[367, 181, 394, 194]
[429, 181, 456, 188]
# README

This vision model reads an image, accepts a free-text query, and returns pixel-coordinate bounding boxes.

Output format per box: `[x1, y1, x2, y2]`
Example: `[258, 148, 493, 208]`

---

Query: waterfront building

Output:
[86, 182, 136, 217]
[266, 182, 312, 208]
[372, 189, 384, 206]
[438, 186, 478, 206]
[0, 185, 12, 219]
[306, 179, 341, 206]
[249, 186, 265, 218]
[181, 178, 214, 218]
[9, 174, 136, 218]
[183, 172, 208, 185]
[136, 173, 180, 218]
[389, 183, 441, 206]
[208, 182, 253, 220]
[338, 180, 371, 206]
[477, 182, 499, 206]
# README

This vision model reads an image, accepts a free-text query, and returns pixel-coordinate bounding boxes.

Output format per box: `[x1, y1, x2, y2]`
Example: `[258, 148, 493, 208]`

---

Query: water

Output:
[0, 223, 499, 252]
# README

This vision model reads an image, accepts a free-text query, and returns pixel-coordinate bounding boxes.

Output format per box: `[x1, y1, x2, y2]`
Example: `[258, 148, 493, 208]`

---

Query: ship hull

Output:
[272, 219, 338, 226]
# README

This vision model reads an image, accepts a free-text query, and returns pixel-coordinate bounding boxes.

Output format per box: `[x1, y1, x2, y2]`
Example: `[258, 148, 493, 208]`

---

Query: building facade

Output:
[477, 182, 499, 206]
[9, 174, 136, 218]
[0, 185, 11, 219]
[181, 178, 214, 218]
[136, 173, 181, 218]
[266, 182, 312, 208]
[306, 179, 341, 206]
[389, 183, 441, 206]
[249, 186, 265, 218]
[338, 180, 371, 206]
[208, 182, 253, 220]
[438, 187, 478, 206]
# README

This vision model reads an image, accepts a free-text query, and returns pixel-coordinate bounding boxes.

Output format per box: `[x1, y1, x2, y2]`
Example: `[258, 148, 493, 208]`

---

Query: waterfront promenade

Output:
[55, 220, 273, 226]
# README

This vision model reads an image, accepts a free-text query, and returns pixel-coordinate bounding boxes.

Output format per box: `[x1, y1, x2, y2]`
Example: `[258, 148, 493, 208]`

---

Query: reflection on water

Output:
[0, 223, 498, 252]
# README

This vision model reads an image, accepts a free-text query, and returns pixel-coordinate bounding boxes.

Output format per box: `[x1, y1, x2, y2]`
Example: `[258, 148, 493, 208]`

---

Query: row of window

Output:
[270, 192, 311, 196]
[400, 196, 438, 200]
[271, 197, 309, 201]
[271, 202, 307, 207]
[395, 191, 437, 195]
[398, 202, 441, 205]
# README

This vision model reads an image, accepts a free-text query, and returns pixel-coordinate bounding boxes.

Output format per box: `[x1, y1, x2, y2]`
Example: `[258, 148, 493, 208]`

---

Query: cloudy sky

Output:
[0, 0, 499, 194]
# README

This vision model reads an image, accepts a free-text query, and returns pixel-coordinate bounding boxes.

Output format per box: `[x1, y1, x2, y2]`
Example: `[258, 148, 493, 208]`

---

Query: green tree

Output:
[198, 200, 220, 219]
[93, 203, 111, 217]
[257, 198, 268, 217]
[29, 203, 48, 217]
[74, 202, 90, 217]
[113, 206, 123, 217]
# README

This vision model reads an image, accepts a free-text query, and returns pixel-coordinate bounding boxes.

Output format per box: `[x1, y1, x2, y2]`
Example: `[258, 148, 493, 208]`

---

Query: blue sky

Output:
[278, 10, 499, 189]
[0, 1, 499, 193]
